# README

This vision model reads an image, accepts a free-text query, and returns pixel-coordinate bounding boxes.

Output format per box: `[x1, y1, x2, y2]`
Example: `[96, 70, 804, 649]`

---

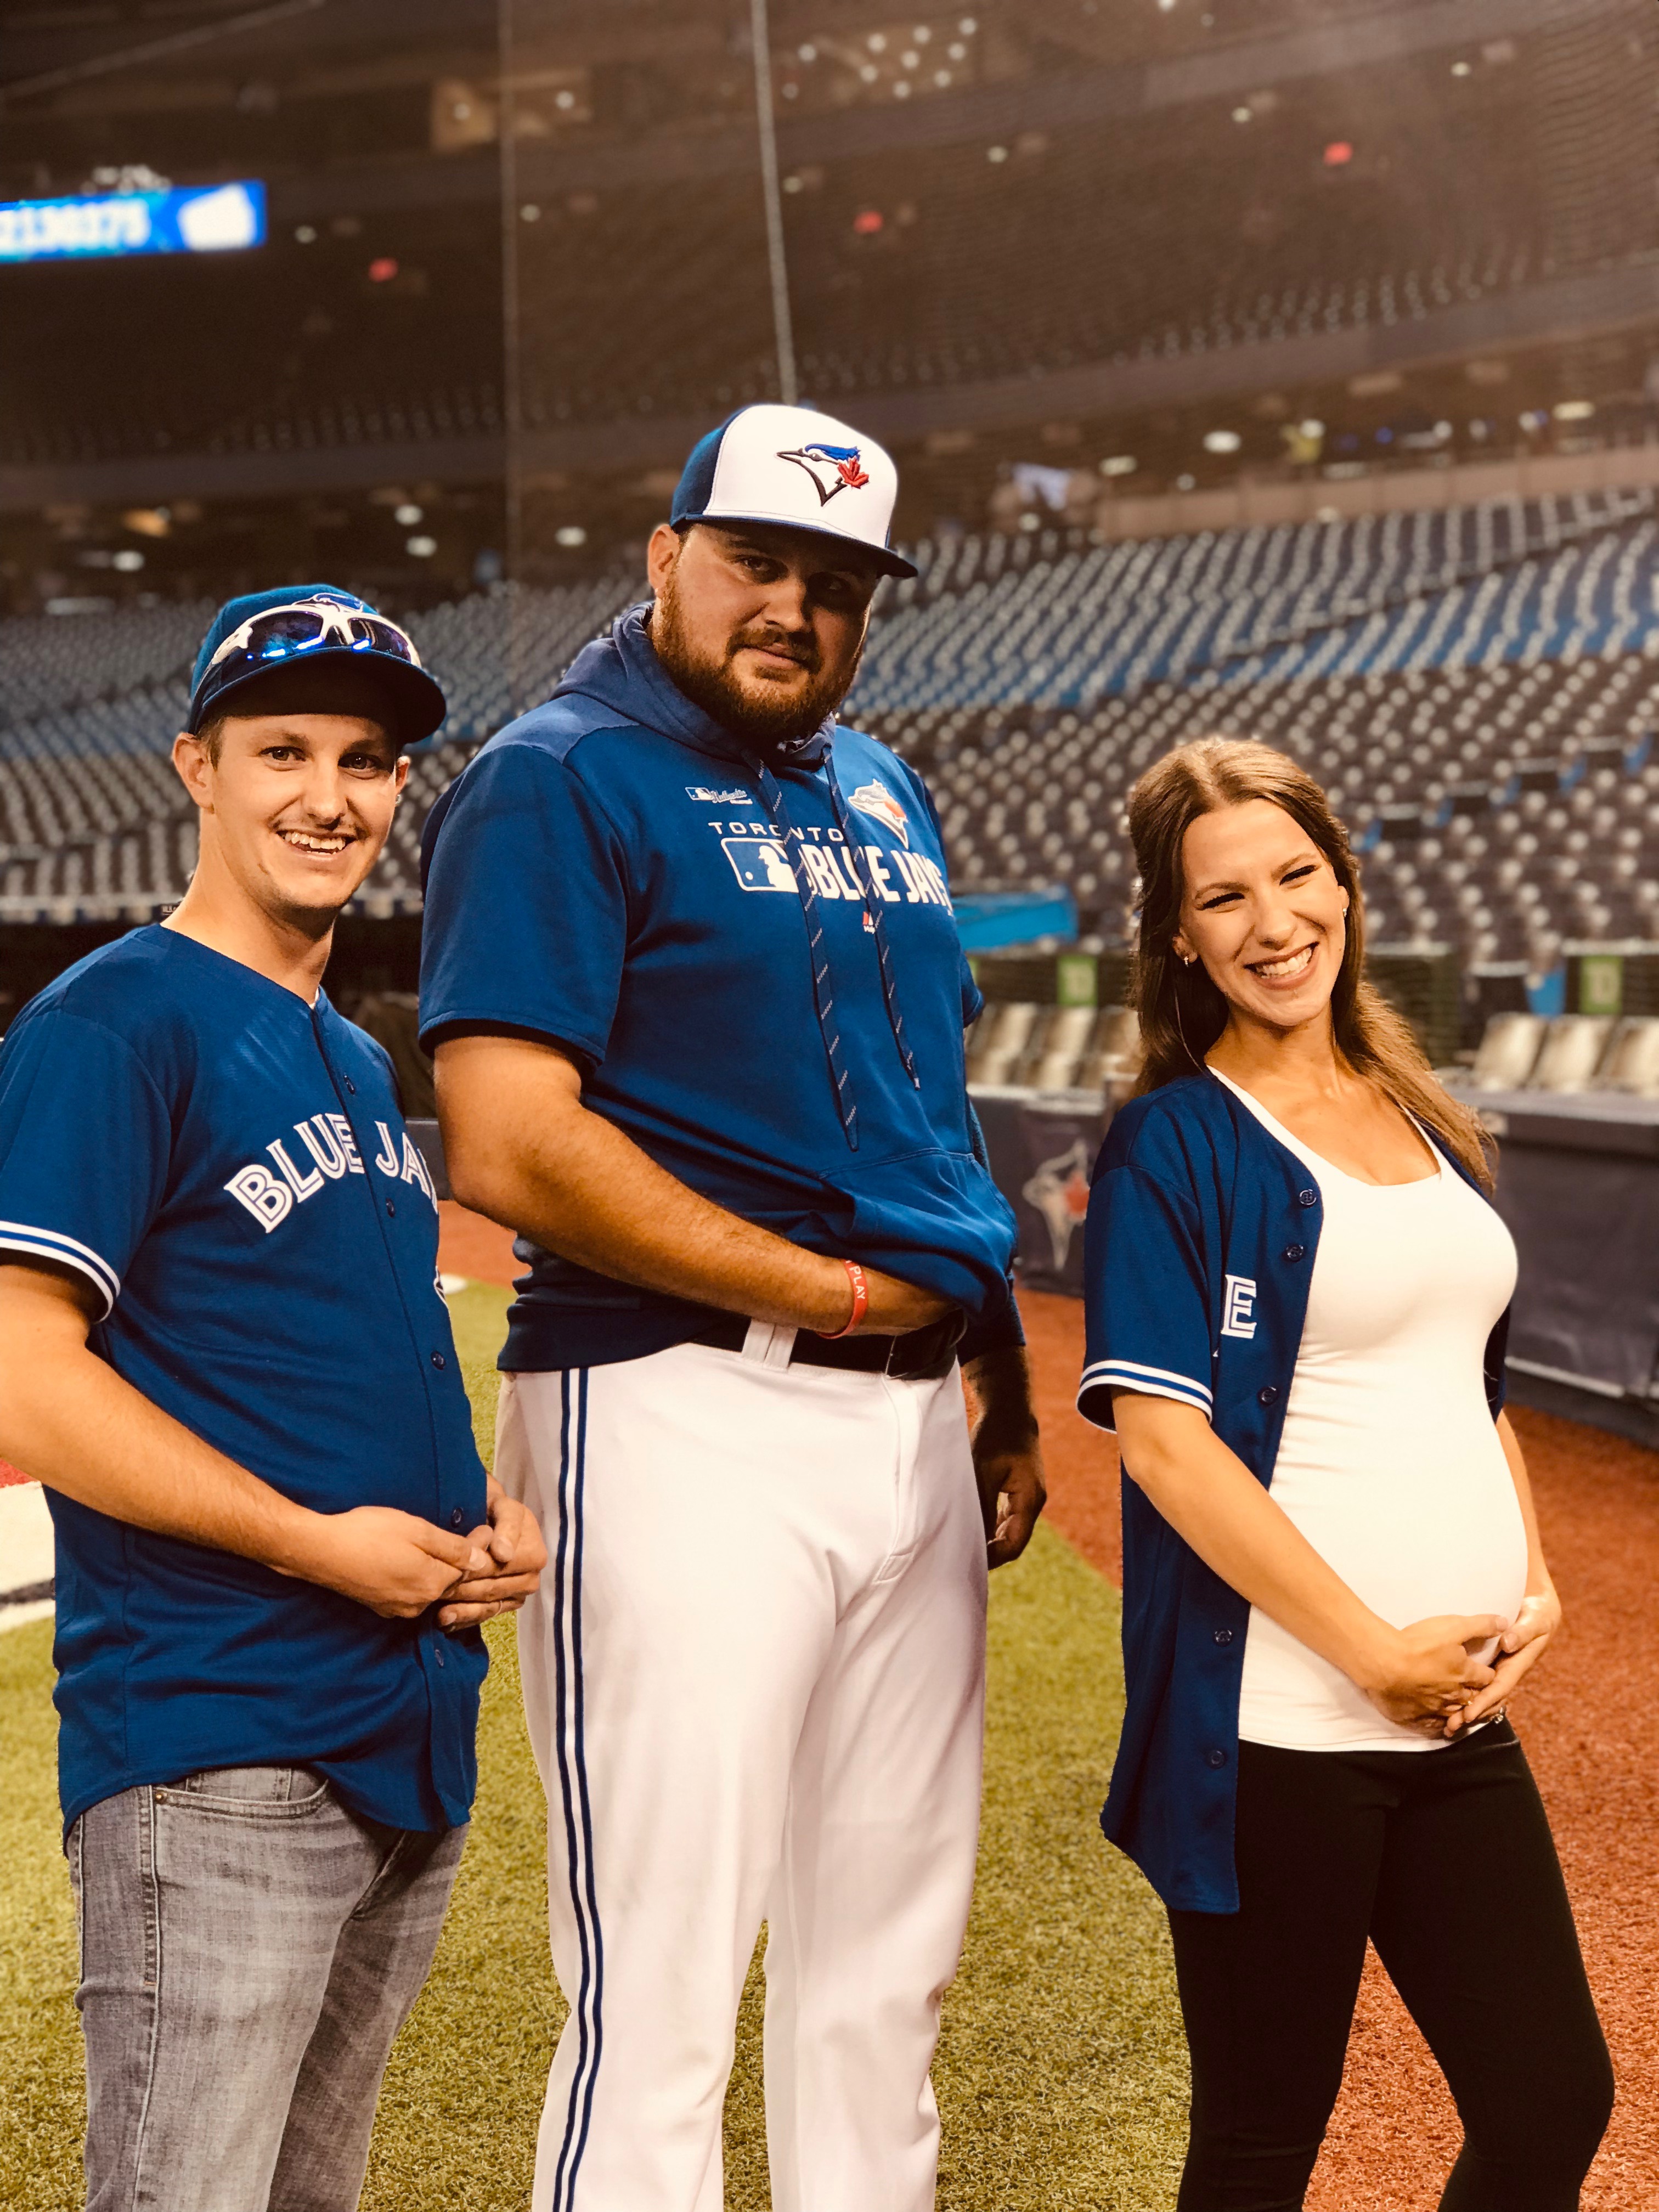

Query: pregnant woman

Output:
[1079, 738, 1612, 2210]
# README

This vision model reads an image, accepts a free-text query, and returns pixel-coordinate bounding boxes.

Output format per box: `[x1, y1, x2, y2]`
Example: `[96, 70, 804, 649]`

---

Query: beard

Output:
[650, 573, 860, 755]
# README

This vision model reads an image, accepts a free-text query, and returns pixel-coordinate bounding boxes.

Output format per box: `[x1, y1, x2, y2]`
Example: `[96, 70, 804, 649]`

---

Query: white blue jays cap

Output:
[670, 403, 917, 579]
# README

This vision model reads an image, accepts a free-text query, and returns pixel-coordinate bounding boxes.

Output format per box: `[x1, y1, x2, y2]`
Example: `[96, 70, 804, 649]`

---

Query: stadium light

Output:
[0, 179, 266, 263]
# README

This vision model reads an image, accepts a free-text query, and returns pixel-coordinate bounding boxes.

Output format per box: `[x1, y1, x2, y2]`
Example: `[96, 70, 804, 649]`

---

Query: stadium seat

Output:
[10, 490, 1659, 975]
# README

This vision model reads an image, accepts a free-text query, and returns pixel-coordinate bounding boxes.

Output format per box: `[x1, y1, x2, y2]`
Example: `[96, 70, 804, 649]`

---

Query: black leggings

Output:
[1167, 1720, 1613, 2212]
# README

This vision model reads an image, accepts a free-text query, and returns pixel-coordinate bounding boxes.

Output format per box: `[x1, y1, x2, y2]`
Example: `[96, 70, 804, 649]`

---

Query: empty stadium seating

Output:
[5, 492, 1659, 1004]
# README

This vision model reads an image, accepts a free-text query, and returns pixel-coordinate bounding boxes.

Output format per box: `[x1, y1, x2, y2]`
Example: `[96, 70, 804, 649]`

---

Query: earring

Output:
[1182, 953, 1197, 967]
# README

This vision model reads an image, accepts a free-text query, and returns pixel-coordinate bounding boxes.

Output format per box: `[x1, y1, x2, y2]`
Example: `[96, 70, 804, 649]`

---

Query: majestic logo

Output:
[1022, 1137, 1092, 1274]
[847, 777, 909, 847]
[686, 785, 752, 805]
[777, 442, 871, 505]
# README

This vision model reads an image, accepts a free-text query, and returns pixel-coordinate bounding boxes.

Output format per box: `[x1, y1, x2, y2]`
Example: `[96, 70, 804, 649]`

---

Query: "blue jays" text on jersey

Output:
[419, 603, 1017, 1372]
[0, 926, 488, 1838]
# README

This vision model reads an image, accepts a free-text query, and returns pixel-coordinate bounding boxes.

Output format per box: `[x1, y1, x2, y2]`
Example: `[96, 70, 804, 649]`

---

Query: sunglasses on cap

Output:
[205, 597, 425, 677]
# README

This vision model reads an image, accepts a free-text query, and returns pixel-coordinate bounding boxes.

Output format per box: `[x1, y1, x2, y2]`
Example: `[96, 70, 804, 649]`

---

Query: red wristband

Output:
[817, 1259, 869, 1339]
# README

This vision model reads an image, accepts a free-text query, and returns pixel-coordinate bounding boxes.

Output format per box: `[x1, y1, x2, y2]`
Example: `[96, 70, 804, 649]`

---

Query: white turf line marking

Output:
[0, 1481, 54, 1592]
[0, 1599, 53, 1635]
[1, 1480, 55, 1630]
[439, 1273, 473, 1296]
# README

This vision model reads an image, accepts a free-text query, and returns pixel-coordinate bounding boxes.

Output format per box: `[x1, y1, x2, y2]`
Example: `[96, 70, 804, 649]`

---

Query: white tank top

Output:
[1214, 1072, 1528, 1753]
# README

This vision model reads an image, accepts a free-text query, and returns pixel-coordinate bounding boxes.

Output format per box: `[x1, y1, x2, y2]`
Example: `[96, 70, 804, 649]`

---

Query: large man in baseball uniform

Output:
[419, 403, 1046, 2211]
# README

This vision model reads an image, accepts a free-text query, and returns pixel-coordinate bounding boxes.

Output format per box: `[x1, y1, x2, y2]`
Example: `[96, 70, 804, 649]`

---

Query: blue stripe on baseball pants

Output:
[548, 1368, 603, 2212]
[496, 1336, 989, 2212]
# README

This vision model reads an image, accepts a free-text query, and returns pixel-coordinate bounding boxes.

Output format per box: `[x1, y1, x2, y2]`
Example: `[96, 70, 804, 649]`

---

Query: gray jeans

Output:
[70, 1767, 467, 2212]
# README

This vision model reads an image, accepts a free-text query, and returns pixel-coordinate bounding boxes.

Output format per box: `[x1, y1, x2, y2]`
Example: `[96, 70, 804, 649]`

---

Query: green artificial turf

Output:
[1, 1280, 1188, 2208]
[0, 1613, 83, 2210]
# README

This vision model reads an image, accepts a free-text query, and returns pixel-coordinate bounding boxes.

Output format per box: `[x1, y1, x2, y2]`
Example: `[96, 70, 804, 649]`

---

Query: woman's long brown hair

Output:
[1126, 736, 1494, 1190]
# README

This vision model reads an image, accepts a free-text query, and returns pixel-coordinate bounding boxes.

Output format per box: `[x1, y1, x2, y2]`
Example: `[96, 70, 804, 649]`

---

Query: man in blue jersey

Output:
[420, 403, 1046, 2212]
[0, 588, 545, 2212]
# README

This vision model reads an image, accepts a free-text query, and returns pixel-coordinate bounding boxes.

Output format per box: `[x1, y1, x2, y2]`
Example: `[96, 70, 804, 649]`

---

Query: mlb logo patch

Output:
[847, 777, 909, 846]
[721, 837, 797, 891]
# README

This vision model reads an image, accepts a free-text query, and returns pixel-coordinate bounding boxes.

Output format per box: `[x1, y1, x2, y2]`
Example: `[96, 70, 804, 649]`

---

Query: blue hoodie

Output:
[419, 605, 1019, 1370]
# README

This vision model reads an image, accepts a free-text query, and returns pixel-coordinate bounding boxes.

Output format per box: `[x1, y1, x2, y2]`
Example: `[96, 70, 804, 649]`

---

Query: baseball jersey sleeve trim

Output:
[1077, 1358, 1214, 1430]
[0, 1220, 120, 1319]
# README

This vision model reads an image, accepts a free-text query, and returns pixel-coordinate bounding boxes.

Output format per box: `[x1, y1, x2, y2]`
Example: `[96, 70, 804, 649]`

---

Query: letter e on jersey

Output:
[1221, 1274, 1258, 1339]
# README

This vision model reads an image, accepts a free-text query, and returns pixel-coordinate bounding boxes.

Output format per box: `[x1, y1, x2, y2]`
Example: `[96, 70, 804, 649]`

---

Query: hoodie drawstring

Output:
[742, 748, 921, 1153]
[822, 754, 920, 1091]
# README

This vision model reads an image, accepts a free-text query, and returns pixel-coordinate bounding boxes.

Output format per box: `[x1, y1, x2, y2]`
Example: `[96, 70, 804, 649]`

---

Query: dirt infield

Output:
[435, 1207, 1659, 2207]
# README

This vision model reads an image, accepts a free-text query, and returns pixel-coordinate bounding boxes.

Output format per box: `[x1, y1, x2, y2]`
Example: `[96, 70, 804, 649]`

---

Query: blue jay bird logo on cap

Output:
[777, 442, 872, 505]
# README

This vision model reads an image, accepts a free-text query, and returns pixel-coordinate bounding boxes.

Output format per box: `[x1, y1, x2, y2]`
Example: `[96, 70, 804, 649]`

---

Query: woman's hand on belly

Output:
[1447, 1585, 1561, 1733]
[1357, 1612, 1506, 1737]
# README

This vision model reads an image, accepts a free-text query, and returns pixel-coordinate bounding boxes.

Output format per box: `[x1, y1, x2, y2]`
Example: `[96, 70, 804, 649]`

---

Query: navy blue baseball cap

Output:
[672, 403, 917, 579]
[186, 585, 447, 747]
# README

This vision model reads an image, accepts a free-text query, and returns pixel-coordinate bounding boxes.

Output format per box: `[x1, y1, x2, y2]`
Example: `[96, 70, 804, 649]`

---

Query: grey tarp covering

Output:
[1465, 1089, 1659, 1405]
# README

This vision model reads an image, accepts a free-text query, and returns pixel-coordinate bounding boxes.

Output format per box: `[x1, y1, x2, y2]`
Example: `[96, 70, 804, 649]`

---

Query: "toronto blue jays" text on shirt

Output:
[0, 927, 488, 1838]
[419, 605, 1018, 1371]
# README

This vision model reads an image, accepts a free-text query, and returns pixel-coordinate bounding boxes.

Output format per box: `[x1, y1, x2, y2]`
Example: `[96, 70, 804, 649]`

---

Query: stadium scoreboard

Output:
[0, 182, 266, 264]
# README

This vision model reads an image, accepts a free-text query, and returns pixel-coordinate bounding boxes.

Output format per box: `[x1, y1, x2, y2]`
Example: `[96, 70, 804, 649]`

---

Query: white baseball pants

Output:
[495, 1334, 989, 2212]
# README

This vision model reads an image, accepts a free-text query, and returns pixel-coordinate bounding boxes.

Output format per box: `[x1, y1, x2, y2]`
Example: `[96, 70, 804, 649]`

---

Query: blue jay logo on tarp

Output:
[777, 443, 872, 506]
[847, 777, 909, 847]
[1022, 1138, 1092, 1273]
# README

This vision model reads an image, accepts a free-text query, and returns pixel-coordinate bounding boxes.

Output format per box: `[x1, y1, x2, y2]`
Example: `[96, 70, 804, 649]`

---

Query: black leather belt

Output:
[686, 1310, 964, 1381]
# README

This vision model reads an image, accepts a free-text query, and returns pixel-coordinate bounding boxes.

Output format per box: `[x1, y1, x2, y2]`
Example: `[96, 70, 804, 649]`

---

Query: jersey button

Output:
[1297, 1187, 1318, 1207]
[431, 1351, 447, 1370]
[346, 1079, 357, 1094]
[386, 1201, 396, 1217]
[1283, 1243, 1306, 1262]
[1205, 1747, 1227, 1769]
[1257, 1384, 1279, 1406]
[449, 1508, 464, 1528]
[1212, 1627, 1235, 1646]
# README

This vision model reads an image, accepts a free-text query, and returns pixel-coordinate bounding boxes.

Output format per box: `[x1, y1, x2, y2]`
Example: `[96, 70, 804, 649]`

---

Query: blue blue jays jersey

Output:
[1079, 1073, 1509, 1912]
[419, 604, 1018, 1371]
[0, 928, 488, 1837]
